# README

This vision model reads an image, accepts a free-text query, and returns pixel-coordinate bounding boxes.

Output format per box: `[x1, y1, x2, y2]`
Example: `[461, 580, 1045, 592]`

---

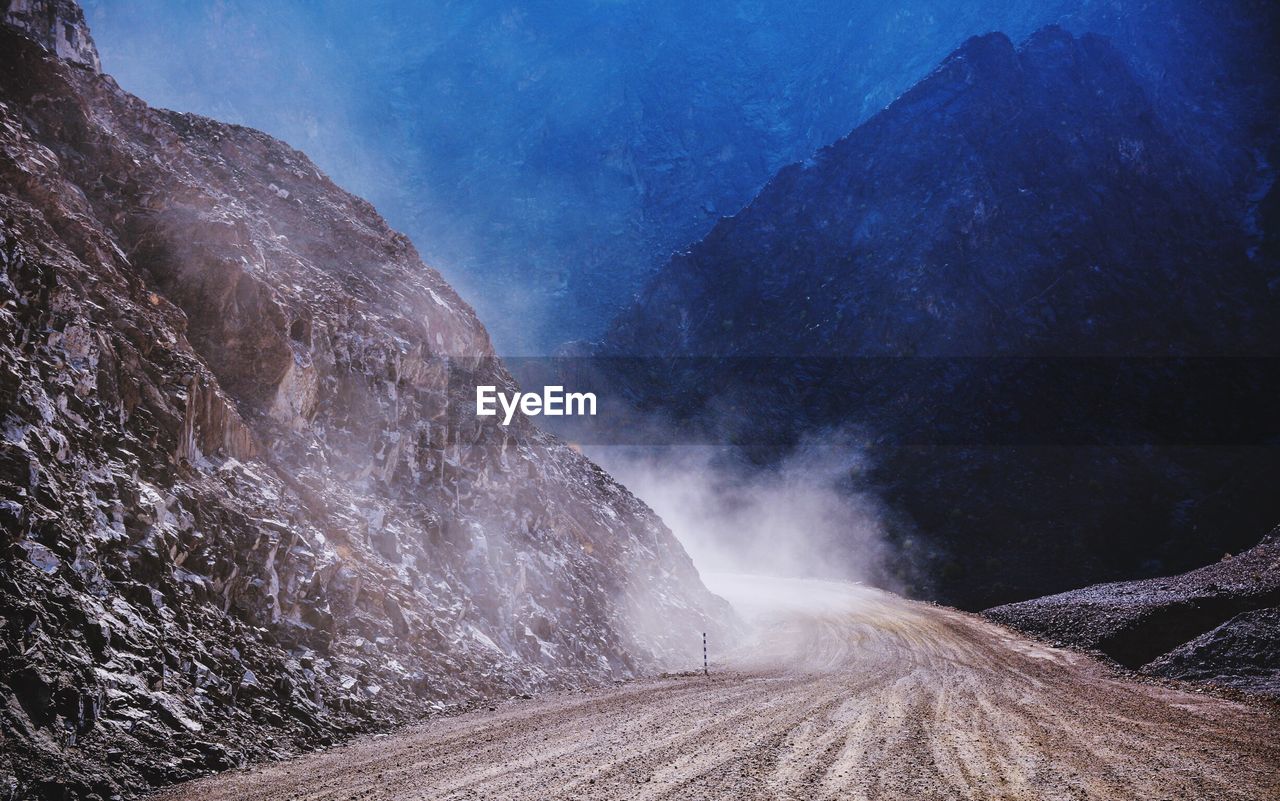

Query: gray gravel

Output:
[156, 578, 1280, 801]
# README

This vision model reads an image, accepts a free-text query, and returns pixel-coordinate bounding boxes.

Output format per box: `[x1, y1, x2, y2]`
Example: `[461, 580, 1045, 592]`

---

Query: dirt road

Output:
[158, 575, 1280, 801]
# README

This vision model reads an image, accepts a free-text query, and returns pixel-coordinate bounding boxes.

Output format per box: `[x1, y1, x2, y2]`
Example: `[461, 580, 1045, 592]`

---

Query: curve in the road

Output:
[157, 575, 1280, 801]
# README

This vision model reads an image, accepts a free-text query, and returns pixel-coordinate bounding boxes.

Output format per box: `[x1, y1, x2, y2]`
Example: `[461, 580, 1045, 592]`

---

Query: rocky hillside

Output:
[0, 5, 730, 799]
[986, 529, 1280, 697]
[604, 26, 1274, 358]
[598, 26, 1280, 608]
[86, 0, 1116, 352]
[82, 1, 1280, 354]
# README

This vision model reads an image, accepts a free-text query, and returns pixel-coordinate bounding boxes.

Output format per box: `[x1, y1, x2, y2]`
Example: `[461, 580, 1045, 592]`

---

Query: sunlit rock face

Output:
[599, 26, 1280, 609]
[0, 11, 729, 799]
[2, 0, 100, 71]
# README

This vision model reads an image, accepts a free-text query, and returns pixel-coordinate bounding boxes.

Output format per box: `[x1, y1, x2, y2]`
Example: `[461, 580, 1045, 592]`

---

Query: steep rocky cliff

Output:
[0, 6, 729, 799]
[2, 0, 99, 71]
[599, 27, 1280, 608]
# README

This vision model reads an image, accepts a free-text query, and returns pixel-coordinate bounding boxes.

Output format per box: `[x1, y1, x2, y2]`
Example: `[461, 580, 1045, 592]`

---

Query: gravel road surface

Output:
[156, 575, 1280, 800]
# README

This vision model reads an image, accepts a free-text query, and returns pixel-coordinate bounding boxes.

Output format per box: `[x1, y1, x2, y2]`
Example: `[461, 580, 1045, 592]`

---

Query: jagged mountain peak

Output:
[596, 22, 1279, 609]
[606, 24, 1267, 360]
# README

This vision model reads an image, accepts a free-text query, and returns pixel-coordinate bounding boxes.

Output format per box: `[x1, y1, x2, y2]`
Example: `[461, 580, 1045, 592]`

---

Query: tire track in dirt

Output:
[157, 576, 1280, 801]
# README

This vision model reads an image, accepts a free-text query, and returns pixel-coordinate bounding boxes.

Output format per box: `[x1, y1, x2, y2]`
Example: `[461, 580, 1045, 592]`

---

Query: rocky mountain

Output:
[81, 0, 1099, 352]
[84, 0, 1265, 353]
[986, 529, 1280, 698]
[0, 4, 730, 799]
[598, 25, 1280, 608]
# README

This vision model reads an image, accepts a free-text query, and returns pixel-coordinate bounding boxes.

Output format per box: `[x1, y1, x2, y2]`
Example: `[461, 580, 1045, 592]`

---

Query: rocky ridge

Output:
[597, 26, 1280, 609]
[82, 1, 1280, 354]
[986, 530, 1280, 697]
[0, 5, 730, 799]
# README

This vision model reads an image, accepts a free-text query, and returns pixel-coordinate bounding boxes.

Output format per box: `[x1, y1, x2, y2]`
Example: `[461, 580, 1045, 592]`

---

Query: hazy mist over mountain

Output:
[78, 0, 1279, 604]
[84, 0, 1129, 354]
[5, 1, 1280, 797]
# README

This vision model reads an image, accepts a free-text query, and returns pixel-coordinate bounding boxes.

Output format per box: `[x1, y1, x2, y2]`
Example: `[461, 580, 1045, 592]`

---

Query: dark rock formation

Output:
[986, 530, 1280, 697]
[0, 9, 729, 800]
[605, 26, 1274, 358]
[597, 26, 1280, 609]
[1144, 608, 1280, 697]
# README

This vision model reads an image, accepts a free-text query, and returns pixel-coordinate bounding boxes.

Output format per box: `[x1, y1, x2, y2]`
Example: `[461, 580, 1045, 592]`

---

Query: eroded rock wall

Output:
[0, 14, 729, 800]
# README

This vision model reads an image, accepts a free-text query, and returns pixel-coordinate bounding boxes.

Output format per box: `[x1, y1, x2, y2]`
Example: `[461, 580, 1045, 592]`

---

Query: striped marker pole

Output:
[703, 632, 708, 676]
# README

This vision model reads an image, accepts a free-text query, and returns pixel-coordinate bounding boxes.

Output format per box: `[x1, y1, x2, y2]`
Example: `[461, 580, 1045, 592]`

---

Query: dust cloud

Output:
[587, 432, 900, 592]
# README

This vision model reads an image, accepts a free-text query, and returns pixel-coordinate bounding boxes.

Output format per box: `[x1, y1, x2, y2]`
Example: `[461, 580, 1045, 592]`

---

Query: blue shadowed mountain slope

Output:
[79, 0, 1189, 353]
[597, 20, 1280, 608]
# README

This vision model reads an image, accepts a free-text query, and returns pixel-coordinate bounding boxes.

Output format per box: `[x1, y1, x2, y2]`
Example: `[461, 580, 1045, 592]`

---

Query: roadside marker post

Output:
[703, 632, 708, 676]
